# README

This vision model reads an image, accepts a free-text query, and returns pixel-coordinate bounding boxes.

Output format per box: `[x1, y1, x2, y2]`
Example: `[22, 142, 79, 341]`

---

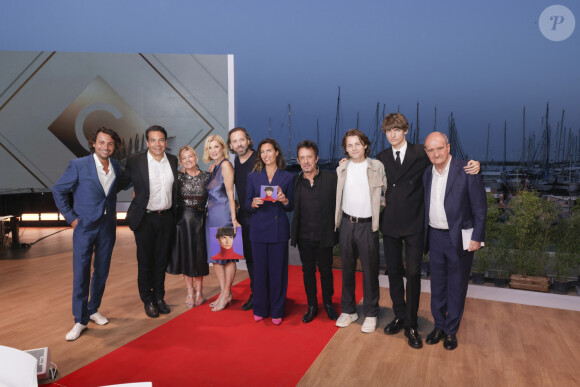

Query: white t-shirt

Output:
[342, 159, 372, 218]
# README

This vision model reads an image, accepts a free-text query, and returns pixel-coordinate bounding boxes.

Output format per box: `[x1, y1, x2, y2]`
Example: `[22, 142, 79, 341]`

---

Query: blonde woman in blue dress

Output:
[203, 135, 240, 312]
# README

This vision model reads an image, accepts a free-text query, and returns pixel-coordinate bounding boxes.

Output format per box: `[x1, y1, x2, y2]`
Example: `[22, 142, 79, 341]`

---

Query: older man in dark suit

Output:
[124, 125, 178, 318]
[422, 131, 487, 350]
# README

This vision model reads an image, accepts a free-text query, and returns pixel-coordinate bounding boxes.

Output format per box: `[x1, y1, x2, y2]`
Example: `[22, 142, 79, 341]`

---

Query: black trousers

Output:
[297, 239, 334, 306]
[239, 213, 254, 294]
[339, 218, 380, 317]
[133, 211, 175, 303]
[383, 231, 424, 328]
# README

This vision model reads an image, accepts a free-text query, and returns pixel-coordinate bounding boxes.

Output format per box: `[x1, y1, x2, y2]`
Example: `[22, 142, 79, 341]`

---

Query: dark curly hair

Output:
[88, 127, 121, 153]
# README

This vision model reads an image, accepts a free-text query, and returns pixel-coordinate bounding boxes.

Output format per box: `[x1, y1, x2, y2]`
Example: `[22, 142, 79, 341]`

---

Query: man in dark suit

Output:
[422, 131, 487, 350]
[290, 140, 338, 323]
[377, 113, 479, 349]
[53, 127, 123, 341]
[124, 125, 178, 318]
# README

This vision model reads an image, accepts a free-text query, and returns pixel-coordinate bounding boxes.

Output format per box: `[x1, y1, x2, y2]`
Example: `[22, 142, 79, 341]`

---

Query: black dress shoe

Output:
[426, 328, 445, 345]
[323, 303, 338, 320]
[144, 301, 159, 318]
[404, 328, 423, 349]
[384, 317, 405, 335]
[443, 334, 458, 350]
[155, 299, 170, 314]
[302, 305, 318, 323]
[241, 294, 253, 311]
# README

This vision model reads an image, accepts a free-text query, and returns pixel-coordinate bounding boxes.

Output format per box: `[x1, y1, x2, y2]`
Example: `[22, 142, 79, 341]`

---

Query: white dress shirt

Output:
[146, 151, 174, 211]
[392, 140, 408, 164]
[93, 153, 115, 196]
[428, 156, 452, 229]
[342, 159, 372, 218]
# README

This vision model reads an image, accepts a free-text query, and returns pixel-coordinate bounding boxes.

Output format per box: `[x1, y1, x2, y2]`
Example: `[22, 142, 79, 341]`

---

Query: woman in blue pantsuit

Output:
[246, 138, 294, 325]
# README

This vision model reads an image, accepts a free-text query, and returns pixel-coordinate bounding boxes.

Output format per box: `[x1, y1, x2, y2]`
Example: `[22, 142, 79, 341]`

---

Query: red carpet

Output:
[50, 266, 363, 387]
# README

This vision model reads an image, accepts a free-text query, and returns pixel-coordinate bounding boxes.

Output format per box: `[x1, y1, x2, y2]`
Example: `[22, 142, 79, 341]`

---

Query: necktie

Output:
[395, 151, 401, 166]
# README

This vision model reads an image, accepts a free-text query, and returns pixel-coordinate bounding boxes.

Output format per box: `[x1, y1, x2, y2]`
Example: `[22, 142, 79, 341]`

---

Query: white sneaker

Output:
[90, 312, 109, 325]
[361, 317, 377, 333]
[335, 312, 359, 328]
[66, 323, 87, 341]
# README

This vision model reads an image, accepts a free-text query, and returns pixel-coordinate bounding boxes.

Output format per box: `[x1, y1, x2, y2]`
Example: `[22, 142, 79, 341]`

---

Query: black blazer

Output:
[290, 169, 338, 248]
[377, 143, 430, 238]
[124, 151, 178, 231]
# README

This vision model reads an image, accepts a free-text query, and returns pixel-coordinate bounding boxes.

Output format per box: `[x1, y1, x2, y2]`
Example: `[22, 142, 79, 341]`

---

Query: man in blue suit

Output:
[422, 132, 487, 350]
[53, 127, 123, 341]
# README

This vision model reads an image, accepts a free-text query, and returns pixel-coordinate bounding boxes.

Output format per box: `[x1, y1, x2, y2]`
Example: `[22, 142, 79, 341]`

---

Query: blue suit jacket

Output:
[245, 168, 294, 243]
[423, 157, 487, 254]
[52, 154, 121, 226]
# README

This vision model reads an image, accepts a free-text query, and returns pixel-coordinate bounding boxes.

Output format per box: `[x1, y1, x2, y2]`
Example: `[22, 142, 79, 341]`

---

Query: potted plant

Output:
[503, 191, 555, 292]
[549, 209, 580, 294]
[551, 252, 574, 294]
[472, 248, 489, 284]
[493, 247, 510, 287]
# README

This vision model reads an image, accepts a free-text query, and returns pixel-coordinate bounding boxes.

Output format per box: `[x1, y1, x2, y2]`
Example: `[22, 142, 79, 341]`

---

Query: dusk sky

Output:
[1, 0, 578, 161]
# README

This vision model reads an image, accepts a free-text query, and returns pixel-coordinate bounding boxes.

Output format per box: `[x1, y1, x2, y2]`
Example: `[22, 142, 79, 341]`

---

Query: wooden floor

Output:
[1, 228, 579, 386]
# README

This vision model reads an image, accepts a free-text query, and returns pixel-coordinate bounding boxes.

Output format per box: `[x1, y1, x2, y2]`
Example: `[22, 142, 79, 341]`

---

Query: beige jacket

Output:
[335, 158, 387, 232]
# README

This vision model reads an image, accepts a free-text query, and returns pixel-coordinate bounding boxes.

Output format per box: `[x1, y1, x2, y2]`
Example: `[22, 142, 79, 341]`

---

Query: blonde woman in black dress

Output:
[167, 146, 211, 308]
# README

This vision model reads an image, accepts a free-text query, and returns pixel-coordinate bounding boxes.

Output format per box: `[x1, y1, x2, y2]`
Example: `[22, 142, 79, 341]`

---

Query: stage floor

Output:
[1, 227, 579, 386]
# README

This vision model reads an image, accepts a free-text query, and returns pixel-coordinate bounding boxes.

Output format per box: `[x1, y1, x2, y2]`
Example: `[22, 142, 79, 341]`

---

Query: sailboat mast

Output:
[374, 103, 380, 155]
[544, 103, 550, 178]
[485, 123, 490, 164]
[433, 105, 437, 133]
[316, 119, 320, 146]
[503, 120, 507, 173]
[416, 101, 420, 143]
[288, 104, 292, 159]
[381, 104, 386, 150]
[522, 106, 526, 166]
[560, 109, 565, 161]
[330, 87, 341, 163]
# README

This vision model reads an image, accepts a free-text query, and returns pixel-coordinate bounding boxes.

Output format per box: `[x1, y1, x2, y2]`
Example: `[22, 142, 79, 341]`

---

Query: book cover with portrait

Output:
[209, 226, 244, 260]
[260, 185, 278, 202]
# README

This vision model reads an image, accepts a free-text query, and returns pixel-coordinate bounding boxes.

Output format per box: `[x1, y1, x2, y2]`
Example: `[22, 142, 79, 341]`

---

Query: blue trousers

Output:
[72, 214, 116, 324]
[251, 241, 289, 319]
[428, 228, 473, 335]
